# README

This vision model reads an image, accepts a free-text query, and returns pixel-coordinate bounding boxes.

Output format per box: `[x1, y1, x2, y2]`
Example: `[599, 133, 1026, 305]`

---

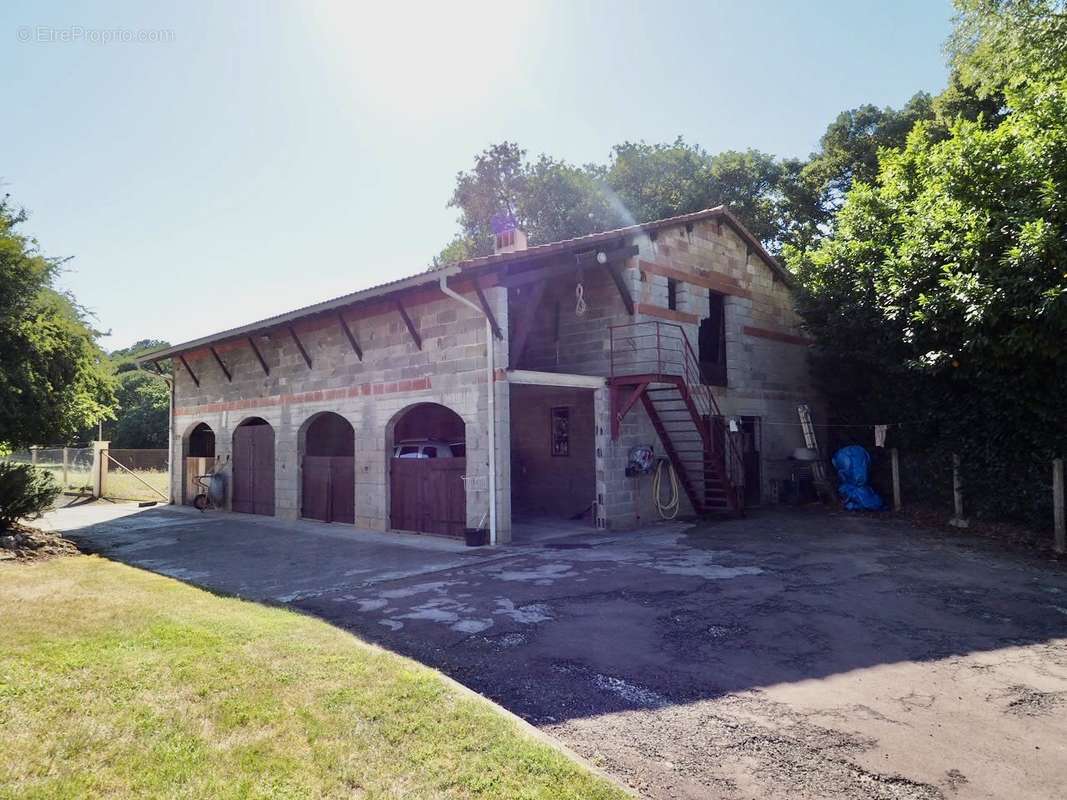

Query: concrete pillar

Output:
[91, 441, 110, 499]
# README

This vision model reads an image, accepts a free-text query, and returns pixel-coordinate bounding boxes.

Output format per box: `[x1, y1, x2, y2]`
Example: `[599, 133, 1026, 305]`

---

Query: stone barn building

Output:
[140, 207, 820, 544]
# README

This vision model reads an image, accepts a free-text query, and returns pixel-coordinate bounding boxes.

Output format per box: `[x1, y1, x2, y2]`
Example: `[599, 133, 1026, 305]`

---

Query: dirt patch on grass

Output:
[0, 524, 81, 562]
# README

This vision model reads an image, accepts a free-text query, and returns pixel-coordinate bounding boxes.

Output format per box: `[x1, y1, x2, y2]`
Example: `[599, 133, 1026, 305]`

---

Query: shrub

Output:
[0, 462, 60, 529]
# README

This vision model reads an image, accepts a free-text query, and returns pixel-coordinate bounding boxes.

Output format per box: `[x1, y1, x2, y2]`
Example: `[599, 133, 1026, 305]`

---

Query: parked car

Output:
[392, 439, 464, 459]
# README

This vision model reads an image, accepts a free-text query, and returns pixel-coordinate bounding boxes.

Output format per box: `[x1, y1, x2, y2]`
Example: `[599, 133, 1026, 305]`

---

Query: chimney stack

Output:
[491, 211, 527, 255]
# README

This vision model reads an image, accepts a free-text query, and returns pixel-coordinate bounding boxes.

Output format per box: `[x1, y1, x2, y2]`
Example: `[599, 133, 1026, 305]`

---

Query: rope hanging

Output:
[575, 269, 588, 317]
[653, 458, 680, 520]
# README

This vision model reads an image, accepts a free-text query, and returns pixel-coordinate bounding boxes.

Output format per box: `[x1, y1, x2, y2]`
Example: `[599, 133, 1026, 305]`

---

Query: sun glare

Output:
[312, 1, 534, 120]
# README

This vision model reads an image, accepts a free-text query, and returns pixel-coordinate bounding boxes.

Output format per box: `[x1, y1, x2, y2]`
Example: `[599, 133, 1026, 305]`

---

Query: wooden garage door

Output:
[232, 423, 275, 516]
[390, 458, 466, 537]
[302, 456, 355, 524]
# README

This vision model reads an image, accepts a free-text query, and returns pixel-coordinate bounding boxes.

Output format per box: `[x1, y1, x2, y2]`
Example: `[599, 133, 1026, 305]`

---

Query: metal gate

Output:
[232, 421, 275, 516]
[390, 458, 466, 537]
[302, 456, 355, 524]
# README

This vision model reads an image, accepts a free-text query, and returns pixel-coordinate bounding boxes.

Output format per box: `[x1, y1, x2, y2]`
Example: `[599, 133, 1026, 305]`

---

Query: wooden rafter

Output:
[248, 336, 270, 376]
[209, 346, 232, 382]
[178, 354, 200, 387]
[474, 282, 503, 340]
[508, 279, 547, 368]
[289, 325, 312, 368]
[395, 299, 422, 350]
[604, 264, 635, 315]
[337, 312, 363, 360]
[149, 360, 164, 375]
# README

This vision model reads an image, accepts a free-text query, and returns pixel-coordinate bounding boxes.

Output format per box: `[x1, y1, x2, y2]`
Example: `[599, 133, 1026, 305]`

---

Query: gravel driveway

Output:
[59, 504, 1067, 799]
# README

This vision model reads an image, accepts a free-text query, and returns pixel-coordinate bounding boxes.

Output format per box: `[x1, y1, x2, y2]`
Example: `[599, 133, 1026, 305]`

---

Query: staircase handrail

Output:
[609, 320, 747, 506]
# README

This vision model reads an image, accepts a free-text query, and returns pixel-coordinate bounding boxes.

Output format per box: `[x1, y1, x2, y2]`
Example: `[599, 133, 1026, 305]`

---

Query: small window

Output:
[450, 442, 466, 458]
[423, 446, 438, 459]
[667, 278, 679, 311]
[397, 445, 420, 458]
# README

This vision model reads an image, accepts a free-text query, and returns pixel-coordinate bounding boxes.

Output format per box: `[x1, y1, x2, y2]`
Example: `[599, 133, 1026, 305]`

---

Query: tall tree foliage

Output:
[438, 138, 803, 261]
[789, 0, 1067, 525]
[437, 95, 956, 264]
[72, 339, 172, 448]
[0, 197, 114, 447]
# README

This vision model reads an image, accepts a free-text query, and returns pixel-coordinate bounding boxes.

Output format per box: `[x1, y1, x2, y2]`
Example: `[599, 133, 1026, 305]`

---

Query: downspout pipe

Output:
[438, 269, 498, 546]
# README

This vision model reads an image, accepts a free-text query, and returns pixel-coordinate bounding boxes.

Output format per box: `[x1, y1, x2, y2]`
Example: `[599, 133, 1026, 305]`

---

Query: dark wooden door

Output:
[302, 456, 354, 524]
[232, 423, 274, 516]
[390, 458, 466, 537]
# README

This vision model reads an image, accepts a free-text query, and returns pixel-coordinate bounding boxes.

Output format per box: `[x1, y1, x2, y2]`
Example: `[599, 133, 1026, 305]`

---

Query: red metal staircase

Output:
[609, 321, 743, 514]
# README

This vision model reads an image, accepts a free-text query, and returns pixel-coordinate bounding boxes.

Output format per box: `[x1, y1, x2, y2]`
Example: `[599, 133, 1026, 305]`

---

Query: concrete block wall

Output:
[509, 385, 596, 519]
[513, 267, 620, 376]
[507, 219, 821, 519]
[630, 220, 821, 497]
[170, 284, 513, 542]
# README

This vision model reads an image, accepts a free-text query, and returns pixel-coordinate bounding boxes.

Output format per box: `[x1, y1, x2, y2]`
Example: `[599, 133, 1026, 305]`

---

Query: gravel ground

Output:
[58, 504, 1067, 799]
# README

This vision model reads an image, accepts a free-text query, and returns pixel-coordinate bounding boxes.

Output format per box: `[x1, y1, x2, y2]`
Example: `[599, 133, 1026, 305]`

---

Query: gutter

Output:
[438, 268, 499, 546]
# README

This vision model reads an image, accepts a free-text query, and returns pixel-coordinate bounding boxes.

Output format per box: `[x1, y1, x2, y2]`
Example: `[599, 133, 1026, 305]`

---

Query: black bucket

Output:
[464, 528, 489, 547]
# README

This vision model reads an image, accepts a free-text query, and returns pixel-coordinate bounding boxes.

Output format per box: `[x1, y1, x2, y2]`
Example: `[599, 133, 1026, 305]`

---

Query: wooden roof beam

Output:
[178, 354, 200, 387]
[395, 299, 422, 350]
[337, 312, 363, 360]
[289, 325, 312, 368]
[248, 336, 270, 375]
[475, 281, 503, 340]
[209, 346, 232, 382]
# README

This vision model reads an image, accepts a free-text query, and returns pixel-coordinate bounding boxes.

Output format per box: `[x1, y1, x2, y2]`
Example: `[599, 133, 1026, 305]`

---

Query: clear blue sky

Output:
[2, 0, 954, 351]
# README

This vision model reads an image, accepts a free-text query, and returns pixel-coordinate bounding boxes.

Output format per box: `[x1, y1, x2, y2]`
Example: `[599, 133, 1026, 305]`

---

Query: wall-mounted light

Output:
[596, 251, 608, 265]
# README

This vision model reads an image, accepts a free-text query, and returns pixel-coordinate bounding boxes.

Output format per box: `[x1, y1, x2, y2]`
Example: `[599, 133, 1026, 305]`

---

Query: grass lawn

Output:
[0, 557, 627, 800]
[101, 469, 170, 502]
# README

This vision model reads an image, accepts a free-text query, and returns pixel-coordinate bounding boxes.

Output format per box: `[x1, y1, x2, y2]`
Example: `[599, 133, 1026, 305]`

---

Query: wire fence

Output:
[4, 446, 95, 493]
[1, 446, 170, 502]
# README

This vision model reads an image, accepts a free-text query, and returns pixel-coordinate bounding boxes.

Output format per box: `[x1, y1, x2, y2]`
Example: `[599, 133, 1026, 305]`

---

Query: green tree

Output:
[73, 339, 172, 448]
[109, 369, 170, 448]
[788, 0, 1067, 525]
[0, 197, 115, 447]
[439, 138, 797, 261]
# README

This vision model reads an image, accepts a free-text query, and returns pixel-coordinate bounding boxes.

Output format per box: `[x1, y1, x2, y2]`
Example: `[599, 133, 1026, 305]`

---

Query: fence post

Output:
[30, 446, 38, 466]
[891, 448, 901, 512]
[91, 440, 110, 499]
[949, 452, 969, 528]
[62, 447, 70, 490]
[1054, 458, 1065, 555]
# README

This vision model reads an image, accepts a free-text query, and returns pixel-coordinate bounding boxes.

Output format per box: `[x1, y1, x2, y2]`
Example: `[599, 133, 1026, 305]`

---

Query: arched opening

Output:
[232, 417, 275, 516]
[389, 403, 466, 537]
[300, 412, 355, 524]
[182, 422, 216, 504]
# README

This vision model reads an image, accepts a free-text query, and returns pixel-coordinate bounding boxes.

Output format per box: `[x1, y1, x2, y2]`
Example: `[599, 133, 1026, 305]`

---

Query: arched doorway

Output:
[301, 412, 355, 524]
[389, 403, 466, 537]
[183, 422, 216, 504]
[232, 417, 275, 516]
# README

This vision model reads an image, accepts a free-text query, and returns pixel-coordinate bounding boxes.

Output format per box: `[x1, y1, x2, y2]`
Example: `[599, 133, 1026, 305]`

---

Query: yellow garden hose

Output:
[653, 457, 680, 520]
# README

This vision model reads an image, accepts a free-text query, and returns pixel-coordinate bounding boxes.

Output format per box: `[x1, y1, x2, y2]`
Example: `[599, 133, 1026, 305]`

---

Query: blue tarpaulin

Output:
[832, 445, 884, 511]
